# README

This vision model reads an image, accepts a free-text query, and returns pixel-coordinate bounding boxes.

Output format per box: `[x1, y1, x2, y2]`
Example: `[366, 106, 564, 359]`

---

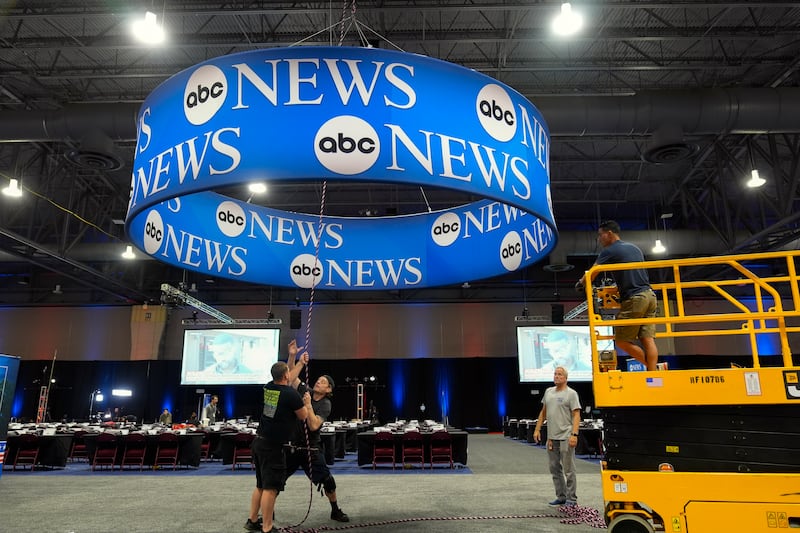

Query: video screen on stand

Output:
[180, 328, 280, 385]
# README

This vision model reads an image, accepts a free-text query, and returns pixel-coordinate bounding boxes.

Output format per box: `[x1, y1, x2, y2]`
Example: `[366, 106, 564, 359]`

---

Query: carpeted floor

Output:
[0, 433, 606, 532]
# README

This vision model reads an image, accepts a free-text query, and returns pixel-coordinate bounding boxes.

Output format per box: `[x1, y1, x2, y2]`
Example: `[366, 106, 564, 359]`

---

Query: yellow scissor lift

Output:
[579, 250, 800, 533]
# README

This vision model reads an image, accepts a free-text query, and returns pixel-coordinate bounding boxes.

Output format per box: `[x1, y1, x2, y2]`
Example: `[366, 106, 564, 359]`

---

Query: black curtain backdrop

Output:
[14, 353, 783, 430]
[14, 358, 593, 430]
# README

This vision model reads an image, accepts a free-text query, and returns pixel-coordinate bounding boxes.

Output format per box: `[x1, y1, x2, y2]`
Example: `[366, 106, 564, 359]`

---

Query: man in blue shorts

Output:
[577, 220, 659, 370]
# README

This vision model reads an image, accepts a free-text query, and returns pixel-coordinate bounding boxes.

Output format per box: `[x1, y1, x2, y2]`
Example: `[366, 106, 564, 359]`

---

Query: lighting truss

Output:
[563, 300, 589, 321]
[180, 318, 283, 326]
[513, 315, 548, 322]
[160, 283, 234, 324]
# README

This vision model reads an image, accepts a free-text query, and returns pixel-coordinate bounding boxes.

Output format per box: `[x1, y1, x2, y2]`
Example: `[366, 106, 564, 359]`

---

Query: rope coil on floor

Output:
[278, 504, 607, 531]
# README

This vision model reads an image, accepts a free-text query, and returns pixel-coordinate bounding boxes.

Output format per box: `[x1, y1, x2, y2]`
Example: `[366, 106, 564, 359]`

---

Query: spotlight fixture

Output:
[121, 245, 136, 259]
[248, 182, 267, 194]
[652, 239, 666, 254]
[2, 178, 23, 197]
[552, 2, 583, 36]
[746, 169, 766, 188]
[132, 11, 165, 45]
[746, 139, 766, 189]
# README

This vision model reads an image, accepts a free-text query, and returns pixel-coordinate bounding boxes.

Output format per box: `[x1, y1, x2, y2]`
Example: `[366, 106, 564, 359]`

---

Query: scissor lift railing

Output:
[578, 250, 800, 407]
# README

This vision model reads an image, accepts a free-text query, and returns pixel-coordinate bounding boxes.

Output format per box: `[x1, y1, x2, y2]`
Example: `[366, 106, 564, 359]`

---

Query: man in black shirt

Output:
[245, 361, 310, 533]
[286, 341, 350, 523]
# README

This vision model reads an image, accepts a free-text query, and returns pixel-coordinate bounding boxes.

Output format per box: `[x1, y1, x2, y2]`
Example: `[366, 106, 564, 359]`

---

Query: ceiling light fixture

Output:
[121, 245, 136, 259]
[248, 182, 267, 194]
[746, 168, 765, 188]
[746, 139, 766, 189]
[132, 11, 165, 45]
[552, 3, 583, 36]
[2, 178, 23, 197]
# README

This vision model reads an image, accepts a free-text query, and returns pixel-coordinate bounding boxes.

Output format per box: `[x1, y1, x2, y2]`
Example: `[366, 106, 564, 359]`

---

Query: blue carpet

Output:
[2, 453, 472, 476]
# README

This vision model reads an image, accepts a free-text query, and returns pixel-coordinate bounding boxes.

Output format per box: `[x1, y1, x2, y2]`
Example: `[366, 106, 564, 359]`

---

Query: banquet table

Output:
[356, 429, 468, 466]
[82, 431, 204, 467]
[3, 433, 74, 469]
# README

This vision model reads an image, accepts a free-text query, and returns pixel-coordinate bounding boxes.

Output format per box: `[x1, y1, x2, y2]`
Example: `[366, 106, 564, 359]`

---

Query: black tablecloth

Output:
[83, 432, 204, 467]
[356, 430, 468, 466]
[3, 433, 74, 468]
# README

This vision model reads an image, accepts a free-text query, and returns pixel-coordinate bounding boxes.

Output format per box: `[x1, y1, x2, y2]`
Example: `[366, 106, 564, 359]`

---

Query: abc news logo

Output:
[499, 231, 523, 271]
[290, 254, 323, 288]
[184, 65, 228, 126]
[143, 210, 165, 255]
[476, 84, 517, 143]
[430, 212, 461, 247]
[314, 115, 380, 175]
[216, 201, 246, 238]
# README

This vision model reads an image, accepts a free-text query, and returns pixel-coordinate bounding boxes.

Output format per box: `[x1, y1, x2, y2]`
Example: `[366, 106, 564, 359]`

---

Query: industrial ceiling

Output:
[1, 1, 798, 307]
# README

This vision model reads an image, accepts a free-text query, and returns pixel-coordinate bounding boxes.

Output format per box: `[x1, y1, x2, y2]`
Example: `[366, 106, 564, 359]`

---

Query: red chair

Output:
[69, 430, 89, 462]
[13, 433, 40, 470]
[199, 431, 211, 461]
[92, 432, 119, 470]
[154, 432, 180, 470]
[401, 430, 425, 469]
[231, 432, 255, 470]
[429, 430, 454, 469]
[372, 431, 396, 469]
[120, 433, 148, 470]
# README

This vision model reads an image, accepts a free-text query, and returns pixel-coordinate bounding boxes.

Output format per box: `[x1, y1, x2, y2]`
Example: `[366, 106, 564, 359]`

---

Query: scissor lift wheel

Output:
[608, 514, 654, 533]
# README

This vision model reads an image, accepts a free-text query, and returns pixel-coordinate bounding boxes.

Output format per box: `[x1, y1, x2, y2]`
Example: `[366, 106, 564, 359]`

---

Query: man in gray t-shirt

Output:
[533, 366, 581, 506]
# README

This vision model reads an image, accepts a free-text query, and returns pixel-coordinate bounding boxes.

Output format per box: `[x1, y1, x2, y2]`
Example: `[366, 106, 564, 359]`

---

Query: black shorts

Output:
[252, 436, 287, 491]
[286, 447, 331, 485]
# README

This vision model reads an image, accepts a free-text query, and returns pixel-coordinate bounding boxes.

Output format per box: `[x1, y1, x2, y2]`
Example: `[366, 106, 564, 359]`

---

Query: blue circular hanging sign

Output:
[126, 46, 557, 290]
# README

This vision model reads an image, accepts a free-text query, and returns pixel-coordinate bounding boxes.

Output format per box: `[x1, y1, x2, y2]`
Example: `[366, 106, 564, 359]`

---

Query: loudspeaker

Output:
[289, 309, 301, 330]
[551, 303, 564, 324]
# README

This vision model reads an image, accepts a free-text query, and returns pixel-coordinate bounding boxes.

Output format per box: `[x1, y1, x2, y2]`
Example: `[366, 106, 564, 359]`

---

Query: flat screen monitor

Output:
[180, 328, 280, 385]
[516, 324, 614, 383]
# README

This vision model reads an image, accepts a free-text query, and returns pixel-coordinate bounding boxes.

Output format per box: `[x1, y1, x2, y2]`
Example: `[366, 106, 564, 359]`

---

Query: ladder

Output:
[36, 386, 49, 423]
[356, 383, 364, 420]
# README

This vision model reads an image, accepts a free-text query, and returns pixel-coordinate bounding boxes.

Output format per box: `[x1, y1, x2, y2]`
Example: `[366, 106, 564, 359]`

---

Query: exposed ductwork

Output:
[534, 88, 800, 136]
[0, 89, 799, 144]
[0, 103, 139, 142]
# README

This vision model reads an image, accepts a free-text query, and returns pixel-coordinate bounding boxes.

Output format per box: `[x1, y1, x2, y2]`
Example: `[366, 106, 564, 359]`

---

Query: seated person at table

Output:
[159, 408, 173, 425]
[187, 412, 200, 426]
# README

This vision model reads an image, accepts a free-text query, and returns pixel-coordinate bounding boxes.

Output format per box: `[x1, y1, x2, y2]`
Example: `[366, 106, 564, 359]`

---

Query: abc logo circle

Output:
[143, 210, 164, 255]
[216, 201, 246, 238]
[476, 84, 516, 142]
[314, 115, 379, 175]
[430, 212, 461, 247]
[184, 65, 227, 126]
[499, 231, 523, 271]
[290, 254, 324, 288]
